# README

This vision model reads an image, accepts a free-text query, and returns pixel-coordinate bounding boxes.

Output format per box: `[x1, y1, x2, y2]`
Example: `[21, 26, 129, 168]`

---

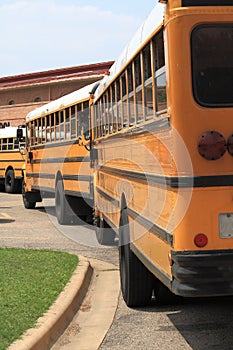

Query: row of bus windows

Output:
[29, 101, 89, 146]
[0, 137, 23, 151]
[94, 30, 167, 139]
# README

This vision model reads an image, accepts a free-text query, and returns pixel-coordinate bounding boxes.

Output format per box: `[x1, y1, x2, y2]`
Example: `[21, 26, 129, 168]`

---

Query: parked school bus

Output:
[18, 82, 99, 223]
[0, 126, 25, 193]
[91, 0, 233, 306]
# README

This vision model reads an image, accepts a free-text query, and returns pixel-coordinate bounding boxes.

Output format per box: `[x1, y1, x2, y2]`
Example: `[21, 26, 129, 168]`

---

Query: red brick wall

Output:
[0, 77, 101, 127]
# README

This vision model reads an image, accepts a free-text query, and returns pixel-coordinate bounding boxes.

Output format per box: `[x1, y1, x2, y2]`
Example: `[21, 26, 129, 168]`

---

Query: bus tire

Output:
[0, 181, 5, 192]
[23, 195, 36, 209]
[22, 180, 36, 209]
[55, 180, 71, 225]
[119, 208, 153, 307]
[5, 169, 18, 193]
[96, 217, 115, 245]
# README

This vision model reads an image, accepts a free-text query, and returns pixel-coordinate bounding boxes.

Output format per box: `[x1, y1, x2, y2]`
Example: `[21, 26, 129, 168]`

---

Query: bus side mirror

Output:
[17, 128, 23, 141]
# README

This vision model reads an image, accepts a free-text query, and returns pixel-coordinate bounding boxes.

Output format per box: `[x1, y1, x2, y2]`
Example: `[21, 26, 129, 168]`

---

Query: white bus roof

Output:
[26, 81, 99, 122]
[0, 126, 22, 139]
[94, 3, 165, 101]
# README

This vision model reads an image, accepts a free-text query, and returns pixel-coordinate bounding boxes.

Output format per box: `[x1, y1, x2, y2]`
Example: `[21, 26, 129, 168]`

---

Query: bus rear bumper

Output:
[171, 250, 233, 297]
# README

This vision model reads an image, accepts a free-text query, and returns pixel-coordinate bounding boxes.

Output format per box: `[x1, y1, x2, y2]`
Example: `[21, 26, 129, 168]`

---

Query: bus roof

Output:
[94, 3, 165, 101]
[26, 81, 100, 122]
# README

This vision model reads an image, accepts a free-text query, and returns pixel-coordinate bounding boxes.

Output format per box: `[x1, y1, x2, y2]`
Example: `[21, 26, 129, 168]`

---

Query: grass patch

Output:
[0, 248, 79, 350]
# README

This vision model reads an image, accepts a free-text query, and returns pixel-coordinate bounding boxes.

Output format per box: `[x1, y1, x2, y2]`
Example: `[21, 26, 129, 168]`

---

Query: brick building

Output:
[0, 61, 113, 127]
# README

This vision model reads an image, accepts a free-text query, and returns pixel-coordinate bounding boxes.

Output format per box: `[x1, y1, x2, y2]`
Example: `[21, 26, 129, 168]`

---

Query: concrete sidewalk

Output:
[8, 256, 120, 350]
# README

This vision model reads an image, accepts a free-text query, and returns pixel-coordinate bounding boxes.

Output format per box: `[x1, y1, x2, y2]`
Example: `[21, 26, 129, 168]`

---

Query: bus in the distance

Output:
[91, 0, 233, 306]
[0, 125, 25, 193]
[18, 81, 99, 224]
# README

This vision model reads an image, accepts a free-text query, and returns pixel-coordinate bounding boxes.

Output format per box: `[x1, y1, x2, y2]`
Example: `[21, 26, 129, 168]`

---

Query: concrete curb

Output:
[51, 258, 120, 350]
[8, 256, 93, 350]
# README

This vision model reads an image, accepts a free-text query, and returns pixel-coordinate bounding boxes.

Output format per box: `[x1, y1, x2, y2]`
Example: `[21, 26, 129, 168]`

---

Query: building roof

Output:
[26, 81, 99, 122]
[0, 61, 114, 90]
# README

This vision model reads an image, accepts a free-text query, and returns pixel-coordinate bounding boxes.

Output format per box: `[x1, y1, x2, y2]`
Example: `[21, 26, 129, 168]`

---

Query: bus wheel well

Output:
[55, 172, 63, 186]
[120, 193, 127, 211]
[5, 166, 14, 176]
[120, 193, 128, 225]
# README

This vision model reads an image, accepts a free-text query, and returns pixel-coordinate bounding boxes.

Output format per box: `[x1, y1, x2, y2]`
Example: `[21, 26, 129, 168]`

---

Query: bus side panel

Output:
[27, 143, 91, 198]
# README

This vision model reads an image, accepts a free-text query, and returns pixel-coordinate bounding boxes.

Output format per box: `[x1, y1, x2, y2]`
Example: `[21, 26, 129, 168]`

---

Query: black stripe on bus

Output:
[96, 186, 120, 208]
[27, 173, 91, 182]
[27, 173, 91, 181]
[0, 159, 24, 163]
[64, 190, 92, 199]
[0, 151, 20, 154]
[31, 156, 90, 164]
[31, 186, 91, 200]
[0, 168, 22, 172]
[127, 207, 173, 246]
[96, 186, 173, 246]
[31, 186, 54, 194]
[63, 174, 92, 182]
[30, 139, 80, 150]
[99, 166, 233, 188]
[26, 173, 55, 179]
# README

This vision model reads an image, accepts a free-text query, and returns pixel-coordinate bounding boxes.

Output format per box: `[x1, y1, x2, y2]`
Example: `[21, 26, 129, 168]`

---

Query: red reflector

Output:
[194, 233, 208, 248]
[227, 134, 233, 157]
[197, 131, 227, 160]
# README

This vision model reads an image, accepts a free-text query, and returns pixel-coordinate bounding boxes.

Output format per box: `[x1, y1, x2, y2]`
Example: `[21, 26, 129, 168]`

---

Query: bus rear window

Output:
[191, 24, 233, 107]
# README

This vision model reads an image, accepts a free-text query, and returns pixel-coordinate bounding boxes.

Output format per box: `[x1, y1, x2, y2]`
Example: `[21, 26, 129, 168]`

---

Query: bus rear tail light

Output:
[227, 134, 233, 157]
[194, 233, 208, 248]
[197, 131, 227, 160]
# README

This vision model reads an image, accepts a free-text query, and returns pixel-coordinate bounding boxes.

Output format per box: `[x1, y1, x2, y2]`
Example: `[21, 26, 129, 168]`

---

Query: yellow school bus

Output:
[0, 126, 25, 193]
[21, 82, 99, 223]
[91, 0, 233, 306]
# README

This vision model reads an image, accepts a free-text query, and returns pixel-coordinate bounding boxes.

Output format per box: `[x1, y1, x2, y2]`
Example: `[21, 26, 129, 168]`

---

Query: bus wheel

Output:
[23, 195, 36, 209]
[55, 180, 72, 225]
[22, 180, 36, 209]
[119, 226, 153, 307]
[96, 217, 115, 245]
[0, 181, 5, 192]
[5, 169, 19, 193]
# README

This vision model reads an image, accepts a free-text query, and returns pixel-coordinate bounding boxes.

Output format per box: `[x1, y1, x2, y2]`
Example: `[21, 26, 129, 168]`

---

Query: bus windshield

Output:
[191, 24, 233, 107]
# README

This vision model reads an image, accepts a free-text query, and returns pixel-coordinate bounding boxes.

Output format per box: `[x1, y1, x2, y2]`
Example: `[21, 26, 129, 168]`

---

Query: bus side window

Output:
[2, 138, 7, 150]
[8, 138, 13, 150]
[79, 101, 90, 140]
[71, 105, 77, 139]
[155, 67, 167, 114]
[14, 138, 19, 149]
[143, 41, 154, 119]
[153, 30, 167, 115]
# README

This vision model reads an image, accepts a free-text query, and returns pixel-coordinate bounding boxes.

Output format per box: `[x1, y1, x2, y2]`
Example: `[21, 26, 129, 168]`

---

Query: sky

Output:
[0, 0, 162, 78]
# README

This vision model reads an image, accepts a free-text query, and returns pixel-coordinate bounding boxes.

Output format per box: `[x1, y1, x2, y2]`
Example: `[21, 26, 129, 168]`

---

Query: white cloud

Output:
[0, 1, 142, 76]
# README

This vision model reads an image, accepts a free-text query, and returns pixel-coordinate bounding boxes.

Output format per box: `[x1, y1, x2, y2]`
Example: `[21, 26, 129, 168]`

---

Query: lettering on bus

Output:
[0, 122, 10, 129]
